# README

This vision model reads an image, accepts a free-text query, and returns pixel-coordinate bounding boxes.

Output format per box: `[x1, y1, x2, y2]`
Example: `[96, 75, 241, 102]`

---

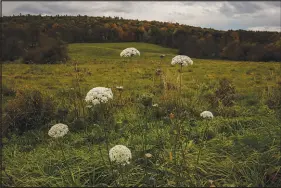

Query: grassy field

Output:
[2, 42, 281, 187]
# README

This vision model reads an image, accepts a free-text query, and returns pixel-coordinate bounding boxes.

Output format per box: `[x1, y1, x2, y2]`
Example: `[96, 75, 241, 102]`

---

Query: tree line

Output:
[2, 14, 281, 63]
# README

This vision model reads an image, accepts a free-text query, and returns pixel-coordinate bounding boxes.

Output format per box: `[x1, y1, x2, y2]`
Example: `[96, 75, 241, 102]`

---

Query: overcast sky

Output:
[2, 1, 281, 32]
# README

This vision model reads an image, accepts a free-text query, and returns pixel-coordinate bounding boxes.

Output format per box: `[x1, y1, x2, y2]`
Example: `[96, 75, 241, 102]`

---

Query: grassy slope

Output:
[3, 42, 281, 98]
[2, 42, 281, 187]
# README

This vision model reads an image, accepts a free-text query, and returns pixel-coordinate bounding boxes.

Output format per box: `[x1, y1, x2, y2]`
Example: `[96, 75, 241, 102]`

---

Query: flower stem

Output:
[180, 64, 183, 96]
[58, 141, 76, 186]
[196, 120, 209, 164]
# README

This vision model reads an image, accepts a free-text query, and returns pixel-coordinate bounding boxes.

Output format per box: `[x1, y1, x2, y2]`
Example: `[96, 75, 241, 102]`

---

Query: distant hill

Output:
[2, 15, 281, 63]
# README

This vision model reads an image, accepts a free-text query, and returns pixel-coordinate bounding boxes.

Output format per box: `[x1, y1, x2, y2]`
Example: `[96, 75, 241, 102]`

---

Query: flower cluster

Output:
[48, 123, 69, 138]
[120, 47, 140, 57]
[85, 87, 113, 107]
[171, 55, 193, 66]
[200, 111, 214, 119]
[109, 145, 132, 165]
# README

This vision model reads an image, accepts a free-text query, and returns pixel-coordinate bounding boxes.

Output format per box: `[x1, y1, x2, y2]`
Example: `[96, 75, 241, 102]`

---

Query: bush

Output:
[208, 78, 236, 108]
[2, 84, 16, 97]
[266, 81, 281, 119]
[2, 88, 56, 135]
[23, 34, 68, 64]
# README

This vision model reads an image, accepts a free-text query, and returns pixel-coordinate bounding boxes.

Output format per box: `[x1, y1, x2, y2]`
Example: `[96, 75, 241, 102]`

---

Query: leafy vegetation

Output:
[2, 43, 281, 187]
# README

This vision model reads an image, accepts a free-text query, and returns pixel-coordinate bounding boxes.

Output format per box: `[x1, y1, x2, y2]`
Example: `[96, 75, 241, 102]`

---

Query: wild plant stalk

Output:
[121, 60, 126, 86]
[121, 56, 132, 87]
[173, 118, 186, 182]
[76, 77, 86, 119]
[179, 64, 183, 96]
[73, 62, 86, 119]
[142, 117, 151, 182]
[156, 121, 161, 147]
[144, 156, 148, 177]
[118, 165, 126, 187]
[57, 140, 76, 186]
[72, 63, 79, 119]
[154, 58, 163, 88]
[97, 144, 118, 187]
[117, 60, 126, 106]
[173, 121, 179, 166]
[72, 62, 89, 133]
[73, 89, 79, 120]
[179, 140, 186, 178]
[182, 126, 192, 165]
[153, 74, 155, 87]
[3, 168, 14, 184]
[161, 72, 168, 100]
[100, 104, 111, 163]
[196, 120, 210, 164]
[170, 118, 179, 166]
[159, 57, 163, 84]
[99, 103, 118, 186]
[98, 144, 106, 166]
[142, 110, 148, 153]
[118, 89, 123, 106]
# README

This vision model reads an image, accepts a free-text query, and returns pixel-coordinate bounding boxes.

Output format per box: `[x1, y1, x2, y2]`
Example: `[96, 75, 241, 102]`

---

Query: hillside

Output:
[2, 15, 281, 64]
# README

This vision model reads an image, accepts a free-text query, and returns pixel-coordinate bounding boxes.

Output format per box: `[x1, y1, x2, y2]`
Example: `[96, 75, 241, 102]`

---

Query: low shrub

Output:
[208, 78, 237, 108]
[2, 84, 16, 97]
[2, 88, 56, 135]
[266, 81, 281, 119]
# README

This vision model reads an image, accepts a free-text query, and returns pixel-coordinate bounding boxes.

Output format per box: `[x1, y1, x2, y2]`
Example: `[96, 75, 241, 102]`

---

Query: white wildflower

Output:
[109, 145, 132, 165]
[145, 153, 153, 158]
[200, 111, 214, 119]
[48, 123, 69, 138]
[116, 86, 124, 90]
[171, 55, 193, 66]
[120, 47, 140, 57]
[85, 87, 113, 107]
[152, 104, 159, 107]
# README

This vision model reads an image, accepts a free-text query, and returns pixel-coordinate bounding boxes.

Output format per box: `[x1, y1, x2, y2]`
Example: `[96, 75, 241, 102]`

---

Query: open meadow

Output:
[2, 42, 281, 187]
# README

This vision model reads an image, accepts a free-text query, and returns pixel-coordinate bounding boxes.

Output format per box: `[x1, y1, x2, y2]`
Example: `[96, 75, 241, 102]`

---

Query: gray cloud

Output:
[12, 2, 77, 15]
[2, 1, 280, 32]
[89, 2, 135, 14]
[169, 11, 195, 19]
[219, 2, 262, 16]
[179, 2, 196, 6]
[219, 1, 280, 16]
[4, 2, 134, 16]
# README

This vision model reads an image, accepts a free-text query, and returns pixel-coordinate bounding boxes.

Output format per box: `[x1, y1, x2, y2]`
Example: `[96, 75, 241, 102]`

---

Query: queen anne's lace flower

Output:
[48, 123, 69, 138]
[85, 87, 113, 107]
[171, 55, 193, 66]
[120, 47, 140, 57]
[200, 111, 214, 119]
[109, 145, 132, 165]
